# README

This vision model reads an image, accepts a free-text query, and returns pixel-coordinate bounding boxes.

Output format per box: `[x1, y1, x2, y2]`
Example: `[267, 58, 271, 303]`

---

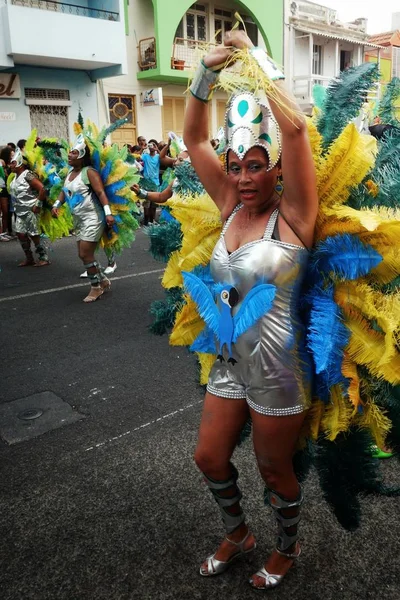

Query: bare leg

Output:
[149, 201, 157, 223]
[0, 196, 8, 235]
[17, 233, 35, 266]
[78, 240, 107, 302]
[194, 393, 255, 571]
[249, 409, 307, 588]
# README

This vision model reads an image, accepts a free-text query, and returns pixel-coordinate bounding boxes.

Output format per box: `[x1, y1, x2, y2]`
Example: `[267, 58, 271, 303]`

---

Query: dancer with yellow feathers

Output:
[147, 27, 400, 589]
[49, 118, 140, 302]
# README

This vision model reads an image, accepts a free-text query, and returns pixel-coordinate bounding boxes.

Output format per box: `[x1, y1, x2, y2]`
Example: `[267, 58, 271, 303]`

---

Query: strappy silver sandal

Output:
[249, 544, 301, 590]
[200, 530, 256, 577]
[249, 488, 303, 590]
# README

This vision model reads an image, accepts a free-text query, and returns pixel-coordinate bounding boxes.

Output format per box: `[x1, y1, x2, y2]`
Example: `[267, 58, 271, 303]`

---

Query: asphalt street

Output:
[0, 230, 399, 600]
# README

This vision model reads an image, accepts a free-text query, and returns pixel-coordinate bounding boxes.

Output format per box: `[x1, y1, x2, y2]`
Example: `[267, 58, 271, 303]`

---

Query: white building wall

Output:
[97, 0, 161, 141]
[0, 1, 126, 75]
[0, 67, 98, 145]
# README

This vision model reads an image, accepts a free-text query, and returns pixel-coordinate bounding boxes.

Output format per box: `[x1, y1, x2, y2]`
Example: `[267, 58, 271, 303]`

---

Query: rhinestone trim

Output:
[207, 384, 246, 399]
[247, 397, 305, 416]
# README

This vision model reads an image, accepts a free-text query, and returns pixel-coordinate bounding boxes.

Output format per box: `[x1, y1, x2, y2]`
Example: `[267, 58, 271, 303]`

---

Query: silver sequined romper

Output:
[207, 204, 312, 416]
[64, 167, 104, 242]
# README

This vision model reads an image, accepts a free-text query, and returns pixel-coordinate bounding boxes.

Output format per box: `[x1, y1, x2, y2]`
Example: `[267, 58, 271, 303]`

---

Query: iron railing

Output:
[171, 37, 216, 71]
[8, 0, 119, 21]
[138, 37, 157, 71]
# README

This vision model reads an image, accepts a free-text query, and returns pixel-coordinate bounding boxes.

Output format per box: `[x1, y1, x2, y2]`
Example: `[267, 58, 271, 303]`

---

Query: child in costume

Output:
[52, 135, 114, 303]
[9, 148, 50, 266]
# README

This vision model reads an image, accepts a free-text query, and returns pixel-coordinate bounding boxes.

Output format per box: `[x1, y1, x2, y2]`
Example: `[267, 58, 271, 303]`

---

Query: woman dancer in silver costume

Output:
[52, 135, 115, 303]
[185, 31, 318, 590]
[9, 148, 50, 266]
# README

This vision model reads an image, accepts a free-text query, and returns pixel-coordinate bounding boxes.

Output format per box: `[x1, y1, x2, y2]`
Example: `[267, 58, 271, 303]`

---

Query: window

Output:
[25, 88, 70, 101]
[214, 10, 258, 46]
[175, 5, 207, 42]
[238, 15, 258, 47]
[392, 46, 400, 78]
[312, 45, 323, 75]
[214, 8, 233, 44]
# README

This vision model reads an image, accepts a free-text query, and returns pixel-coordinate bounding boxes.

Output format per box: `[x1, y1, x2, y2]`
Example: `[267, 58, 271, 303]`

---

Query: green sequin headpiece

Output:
[224, 92, 281, 170]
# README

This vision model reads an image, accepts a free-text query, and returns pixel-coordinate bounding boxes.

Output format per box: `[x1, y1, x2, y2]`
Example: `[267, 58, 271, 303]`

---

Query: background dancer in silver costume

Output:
[9, 148, 50, 267]
[184, 30, 318, 590]
[52, 135, 115, 303]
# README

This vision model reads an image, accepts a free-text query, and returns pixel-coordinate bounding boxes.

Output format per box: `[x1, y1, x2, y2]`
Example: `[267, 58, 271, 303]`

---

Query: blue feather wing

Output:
[100, 160, 113, 184]
[311, 234, 382, 280]
[190, 325, 217, 354]
[306, 286, 350, 375]
[232, 284, 276, 342]
[182, 271, 220, 337]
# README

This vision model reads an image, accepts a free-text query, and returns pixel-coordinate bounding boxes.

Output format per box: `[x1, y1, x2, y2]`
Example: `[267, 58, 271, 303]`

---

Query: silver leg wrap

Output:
[84, 261, 103, 286]
[35, 242, 48, 262]
[203, 463, 245, 534]
[265, 488, 303, 557]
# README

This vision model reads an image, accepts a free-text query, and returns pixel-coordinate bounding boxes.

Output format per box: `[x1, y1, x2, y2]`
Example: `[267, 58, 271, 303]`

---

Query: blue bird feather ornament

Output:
[182, 271, 276, 364]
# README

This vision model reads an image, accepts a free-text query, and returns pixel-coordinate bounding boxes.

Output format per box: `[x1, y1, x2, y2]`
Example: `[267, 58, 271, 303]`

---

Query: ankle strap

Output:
[225, 530, 251, 547]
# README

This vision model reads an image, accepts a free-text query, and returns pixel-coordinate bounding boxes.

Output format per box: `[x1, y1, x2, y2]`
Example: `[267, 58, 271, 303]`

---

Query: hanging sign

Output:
[0, 74, 21, 99]
[141, 87, 163, 106]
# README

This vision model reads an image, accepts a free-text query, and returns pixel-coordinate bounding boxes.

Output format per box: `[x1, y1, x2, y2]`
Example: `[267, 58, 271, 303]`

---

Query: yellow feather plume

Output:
[341, 355, 362, 410]
[73, 122, 83, 136]
[170, 297, 205, 347]
[196, 352, 217, 385]
[316, 124, 376, 228]
[162, 250, 183, 289]
[321, 385, 353, 440]
[356, 402, 391, 449]
[343, 307, 400, 385]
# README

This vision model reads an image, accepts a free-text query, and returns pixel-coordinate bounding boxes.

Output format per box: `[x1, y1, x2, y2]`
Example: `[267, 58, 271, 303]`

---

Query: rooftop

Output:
[368, 30, 400, 47]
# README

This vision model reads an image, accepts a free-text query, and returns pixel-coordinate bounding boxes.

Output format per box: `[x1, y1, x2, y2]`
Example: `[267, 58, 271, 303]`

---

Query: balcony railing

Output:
[138, 37, 157, 71]
[293, 74, 334, 103]
[8, 0, 119, 21]
[137, 37, 218, 73]
[171, 38, 216, 71]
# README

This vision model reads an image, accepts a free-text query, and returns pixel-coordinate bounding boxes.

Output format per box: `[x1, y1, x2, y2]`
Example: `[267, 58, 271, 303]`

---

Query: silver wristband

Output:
[189, 60, 220, 103]
[53, 200, 62, 209]
[103, 204, 112, 216]
[137, 188, 148, 200]
[250, 47, 285, 81]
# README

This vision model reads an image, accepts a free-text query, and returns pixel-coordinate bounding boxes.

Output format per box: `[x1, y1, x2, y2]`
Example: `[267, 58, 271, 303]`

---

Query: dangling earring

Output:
[275, 175, 283, 196]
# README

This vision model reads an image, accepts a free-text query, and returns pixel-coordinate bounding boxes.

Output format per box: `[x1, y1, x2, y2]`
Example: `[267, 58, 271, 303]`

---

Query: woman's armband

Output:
[189, 60, 221, 103]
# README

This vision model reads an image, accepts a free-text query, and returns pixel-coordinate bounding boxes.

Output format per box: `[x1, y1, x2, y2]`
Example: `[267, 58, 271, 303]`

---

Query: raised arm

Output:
[225, 31, 318, 242]
[159, 141, 175, 168]
[183, 47, 236, 212]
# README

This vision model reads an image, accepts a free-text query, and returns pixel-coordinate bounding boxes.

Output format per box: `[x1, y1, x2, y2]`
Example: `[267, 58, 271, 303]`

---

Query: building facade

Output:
[283, 0, 383, 111]
[98, 0, 284, 146]
[365, 30, 400, 85]
[0, 0, 127, 144]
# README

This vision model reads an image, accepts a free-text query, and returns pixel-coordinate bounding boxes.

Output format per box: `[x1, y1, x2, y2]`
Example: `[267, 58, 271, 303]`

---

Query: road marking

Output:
[84, 400, 203, 451]
[0, 269, 164, 303]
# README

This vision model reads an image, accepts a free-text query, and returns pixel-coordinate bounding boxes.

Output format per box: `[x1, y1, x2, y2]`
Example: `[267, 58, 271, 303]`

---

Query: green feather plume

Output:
[317, 63, 380, 149]
[378, 77, 400, 125]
